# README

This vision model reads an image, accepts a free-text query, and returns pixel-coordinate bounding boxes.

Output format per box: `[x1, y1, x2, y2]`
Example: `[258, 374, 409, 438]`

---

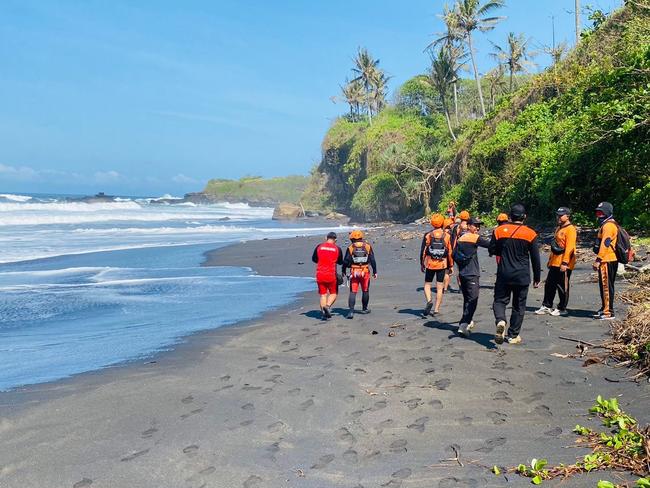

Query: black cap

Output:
[468, 217, 483, 225]
[595, 201, 613, 217]
[556, 206, 571, 216]
[509, 203, 526, 220]
[326, 231, 337, 240]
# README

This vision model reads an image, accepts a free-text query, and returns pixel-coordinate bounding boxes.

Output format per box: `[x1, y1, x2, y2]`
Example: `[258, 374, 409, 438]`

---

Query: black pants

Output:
[598, 261, 617, 316]
[542, 267, 572, 310]
[460, 276, 480, 324]
[493, 281, 529, 338]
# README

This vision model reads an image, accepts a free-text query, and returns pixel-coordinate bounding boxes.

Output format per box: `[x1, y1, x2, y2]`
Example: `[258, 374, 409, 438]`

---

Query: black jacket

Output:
[488, 223, 541, 286]
[455, 232, 491, 278]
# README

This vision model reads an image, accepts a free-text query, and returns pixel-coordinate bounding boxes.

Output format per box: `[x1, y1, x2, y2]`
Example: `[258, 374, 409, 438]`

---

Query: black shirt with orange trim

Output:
[488, 223, 541, 286]
[455, 232, 491, 278]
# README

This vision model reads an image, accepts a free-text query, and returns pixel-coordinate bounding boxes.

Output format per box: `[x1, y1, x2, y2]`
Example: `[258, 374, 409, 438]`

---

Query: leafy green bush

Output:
[350, 172, 405, 221]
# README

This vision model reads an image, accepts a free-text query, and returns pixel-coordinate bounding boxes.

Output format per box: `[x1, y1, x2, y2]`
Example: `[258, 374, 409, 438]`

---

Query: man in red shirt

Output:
[312, 232, 343, 320]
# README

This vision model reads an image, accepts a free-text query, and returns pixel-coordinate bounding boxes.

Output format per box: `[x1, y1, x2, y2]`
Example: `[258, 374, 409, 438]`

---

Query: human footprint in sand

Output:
[312, 231, 343, 320]
[342, 230, 377, 320]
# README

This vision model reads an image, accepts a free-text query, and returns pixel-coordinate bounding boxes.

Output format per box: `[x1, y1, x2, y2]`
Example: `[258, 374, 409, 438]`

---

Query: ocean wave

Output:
[0, 193, 33, 202]
[0, 200, 142, 212]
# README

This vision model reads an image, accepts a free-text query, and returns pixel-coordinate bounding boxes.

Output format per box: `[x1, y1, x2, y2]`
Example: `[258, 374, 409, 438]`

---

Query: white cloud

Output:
[172, 173, 198, 184]
[0, 163, 39, 181]
[94, 170, 122, 183]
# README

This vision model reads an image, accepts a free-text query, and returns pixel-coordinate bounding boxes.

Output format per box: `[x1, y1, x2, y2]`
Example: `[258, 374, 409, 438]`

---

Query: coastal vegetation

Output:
[203, 175, 309, 206]
[302, 0, 650, 229]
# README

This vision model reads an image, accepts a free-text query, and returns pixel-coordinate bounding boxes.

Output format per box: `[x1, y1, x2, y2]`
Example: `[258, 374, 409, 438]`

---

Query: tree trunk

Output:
[442, 99, 457, 141]
[509, 69, 513, 93]
[467, 33, 487, 117]
[452, 82, 460, 126]
[367, 94, 373, 125]
[575, 0, 581, 44]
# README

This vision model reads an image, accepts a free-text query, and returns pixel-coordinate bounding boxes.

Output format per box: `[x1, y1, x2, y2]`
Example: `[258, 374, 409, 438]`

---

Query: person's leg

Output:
[557, 269, 571, 311]
[598, 263, 607, 315]
[319, 294, 327, 310]
[460, 276, 471, 324]
[347, 277, 359, 318]
[348, 291, 357, 310]
[542, 267, 559, 309]
[465, 277, 480, 324]
[493, 280, 509, 324]
[443, 272, 450, 292]
[607, 262, 617, 316]
[434, 270, 445, 313]
[423, 270, 434, 317]
[508, 285, 529, 339]
[361, 274, 371, 312]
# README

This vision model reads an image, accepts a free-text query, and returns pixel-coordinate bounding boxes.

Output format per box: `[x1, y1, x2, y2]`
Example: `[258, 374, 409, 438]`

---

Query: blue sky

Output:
[0, 0, 623, 196]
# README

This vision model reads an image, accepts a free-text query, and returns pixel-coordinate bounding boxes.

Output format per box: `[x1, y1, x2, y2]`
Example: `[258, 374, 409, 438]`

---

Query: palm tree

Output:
[352, 48, 381, 124]
[491, 32, 535, 92]
[369, 70, 390, 115]
[426, 3, 466, 126]
[428, 47, 458, 141]
[341, 79, 365, 121]
[483, 65, 507, 110]
[548, 41, 568, 66]
[454, 0, 506, 117]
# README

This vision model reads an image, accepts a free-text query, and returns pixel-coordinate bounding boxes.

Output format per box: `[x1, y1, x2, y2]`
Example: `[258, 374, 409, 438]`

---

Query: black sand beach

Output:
[1, 226, 648, 488]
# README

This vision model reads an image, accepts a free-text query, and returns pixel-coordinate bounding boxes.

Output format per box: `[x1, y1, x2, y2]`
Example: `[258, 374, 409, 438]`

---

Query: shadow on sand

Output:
[423, 320, 498, 350]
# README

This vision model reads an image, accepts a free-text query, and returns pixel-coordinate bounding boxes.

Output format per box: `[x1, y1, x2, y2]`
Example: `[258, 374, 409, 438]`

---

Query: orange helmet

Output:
[430, 213, 444, 228]
[349, 230, 364, 240]
[443, 217, 453, 229]
[497, 213, 509, 223]
[458, 210, 470, 221]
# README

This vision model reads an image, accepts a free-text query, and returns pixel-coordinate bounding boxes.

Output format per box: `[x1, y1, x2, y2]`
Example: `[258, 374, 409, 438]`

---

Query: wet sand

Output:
[1, 225, 648, 488]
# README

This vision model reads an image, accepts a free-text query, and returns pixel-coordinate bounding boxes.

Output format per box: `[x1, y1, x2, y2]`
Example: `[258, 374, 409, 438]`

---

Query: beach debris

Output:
[388, 330, 396, 337]
[371, 330, 378, 335]
[295, 469, 305, 478]
[510, 396, 650, 484]
[389, 322, 405, 328]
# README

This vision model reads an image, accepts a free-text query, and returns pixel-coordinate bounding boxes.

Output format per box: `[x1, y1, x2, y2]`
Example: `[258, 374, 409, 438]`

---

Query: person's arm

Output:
[342, 248, 352, 276]
[368, 247, 377, 276]
[446, 236, 454, 271]
[488, 230, 499, 256]
[311, 246, 319, 264]
[420, 234, 427, 270]
[530, 236, 542, 285]
[478, 235, 491, 248]
[561, 226, 577, 271]
[337, 246, 344, 265]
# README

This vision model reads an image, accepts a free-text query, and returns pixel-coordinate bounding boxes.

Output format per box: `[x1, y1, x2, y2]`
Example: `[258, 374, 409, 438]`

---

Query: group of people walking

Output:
[312, 200, 628, 345]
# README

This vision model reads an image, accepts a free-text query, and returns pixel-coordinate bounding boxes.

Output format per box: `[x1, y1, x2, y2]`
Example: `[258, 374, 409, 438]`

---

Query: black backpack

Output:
[614, 223, 634, 264]
[427, 231, 447, 259]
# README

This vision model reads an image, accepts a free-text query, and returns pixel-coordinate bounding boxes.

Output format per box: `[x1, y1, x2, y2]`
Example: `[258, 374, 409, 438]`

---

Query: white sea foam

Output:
[0, 193, 33, 202]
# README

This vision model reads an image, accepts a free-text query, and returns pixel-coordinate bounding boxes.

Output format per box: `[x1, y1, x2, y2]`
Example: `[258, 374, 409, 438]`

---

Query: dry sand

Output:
[1, 225, 648, 488]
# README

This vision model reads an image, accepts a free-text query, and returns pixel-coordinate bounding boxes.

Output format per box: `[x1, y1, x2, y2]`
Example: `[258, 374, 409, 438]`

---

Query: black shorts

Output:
[425, 268, 446, 283]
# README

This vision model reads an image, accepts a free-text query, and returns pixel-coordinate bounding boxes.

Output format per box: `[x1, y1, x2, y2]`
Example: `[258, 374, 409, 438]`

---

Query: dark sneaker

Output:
[495, 320, 507, 345]
[362, 308, 371, 314]
[323, 306, 332, 319]
[346, 310, 354, 320]
[592, 310, 604, 319]
[422, 301, 433, 318]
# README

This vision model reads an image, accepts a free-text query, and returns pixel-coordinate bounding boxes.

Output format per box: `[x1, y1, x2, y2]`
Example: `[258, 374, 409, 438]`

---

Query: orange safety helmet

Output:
[443, 217, 453, 229]
[349, 230, 364, 240]
[496, 213, 509, 223]
[430, 213, 445, 228]
[458, 210, 470, 221]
